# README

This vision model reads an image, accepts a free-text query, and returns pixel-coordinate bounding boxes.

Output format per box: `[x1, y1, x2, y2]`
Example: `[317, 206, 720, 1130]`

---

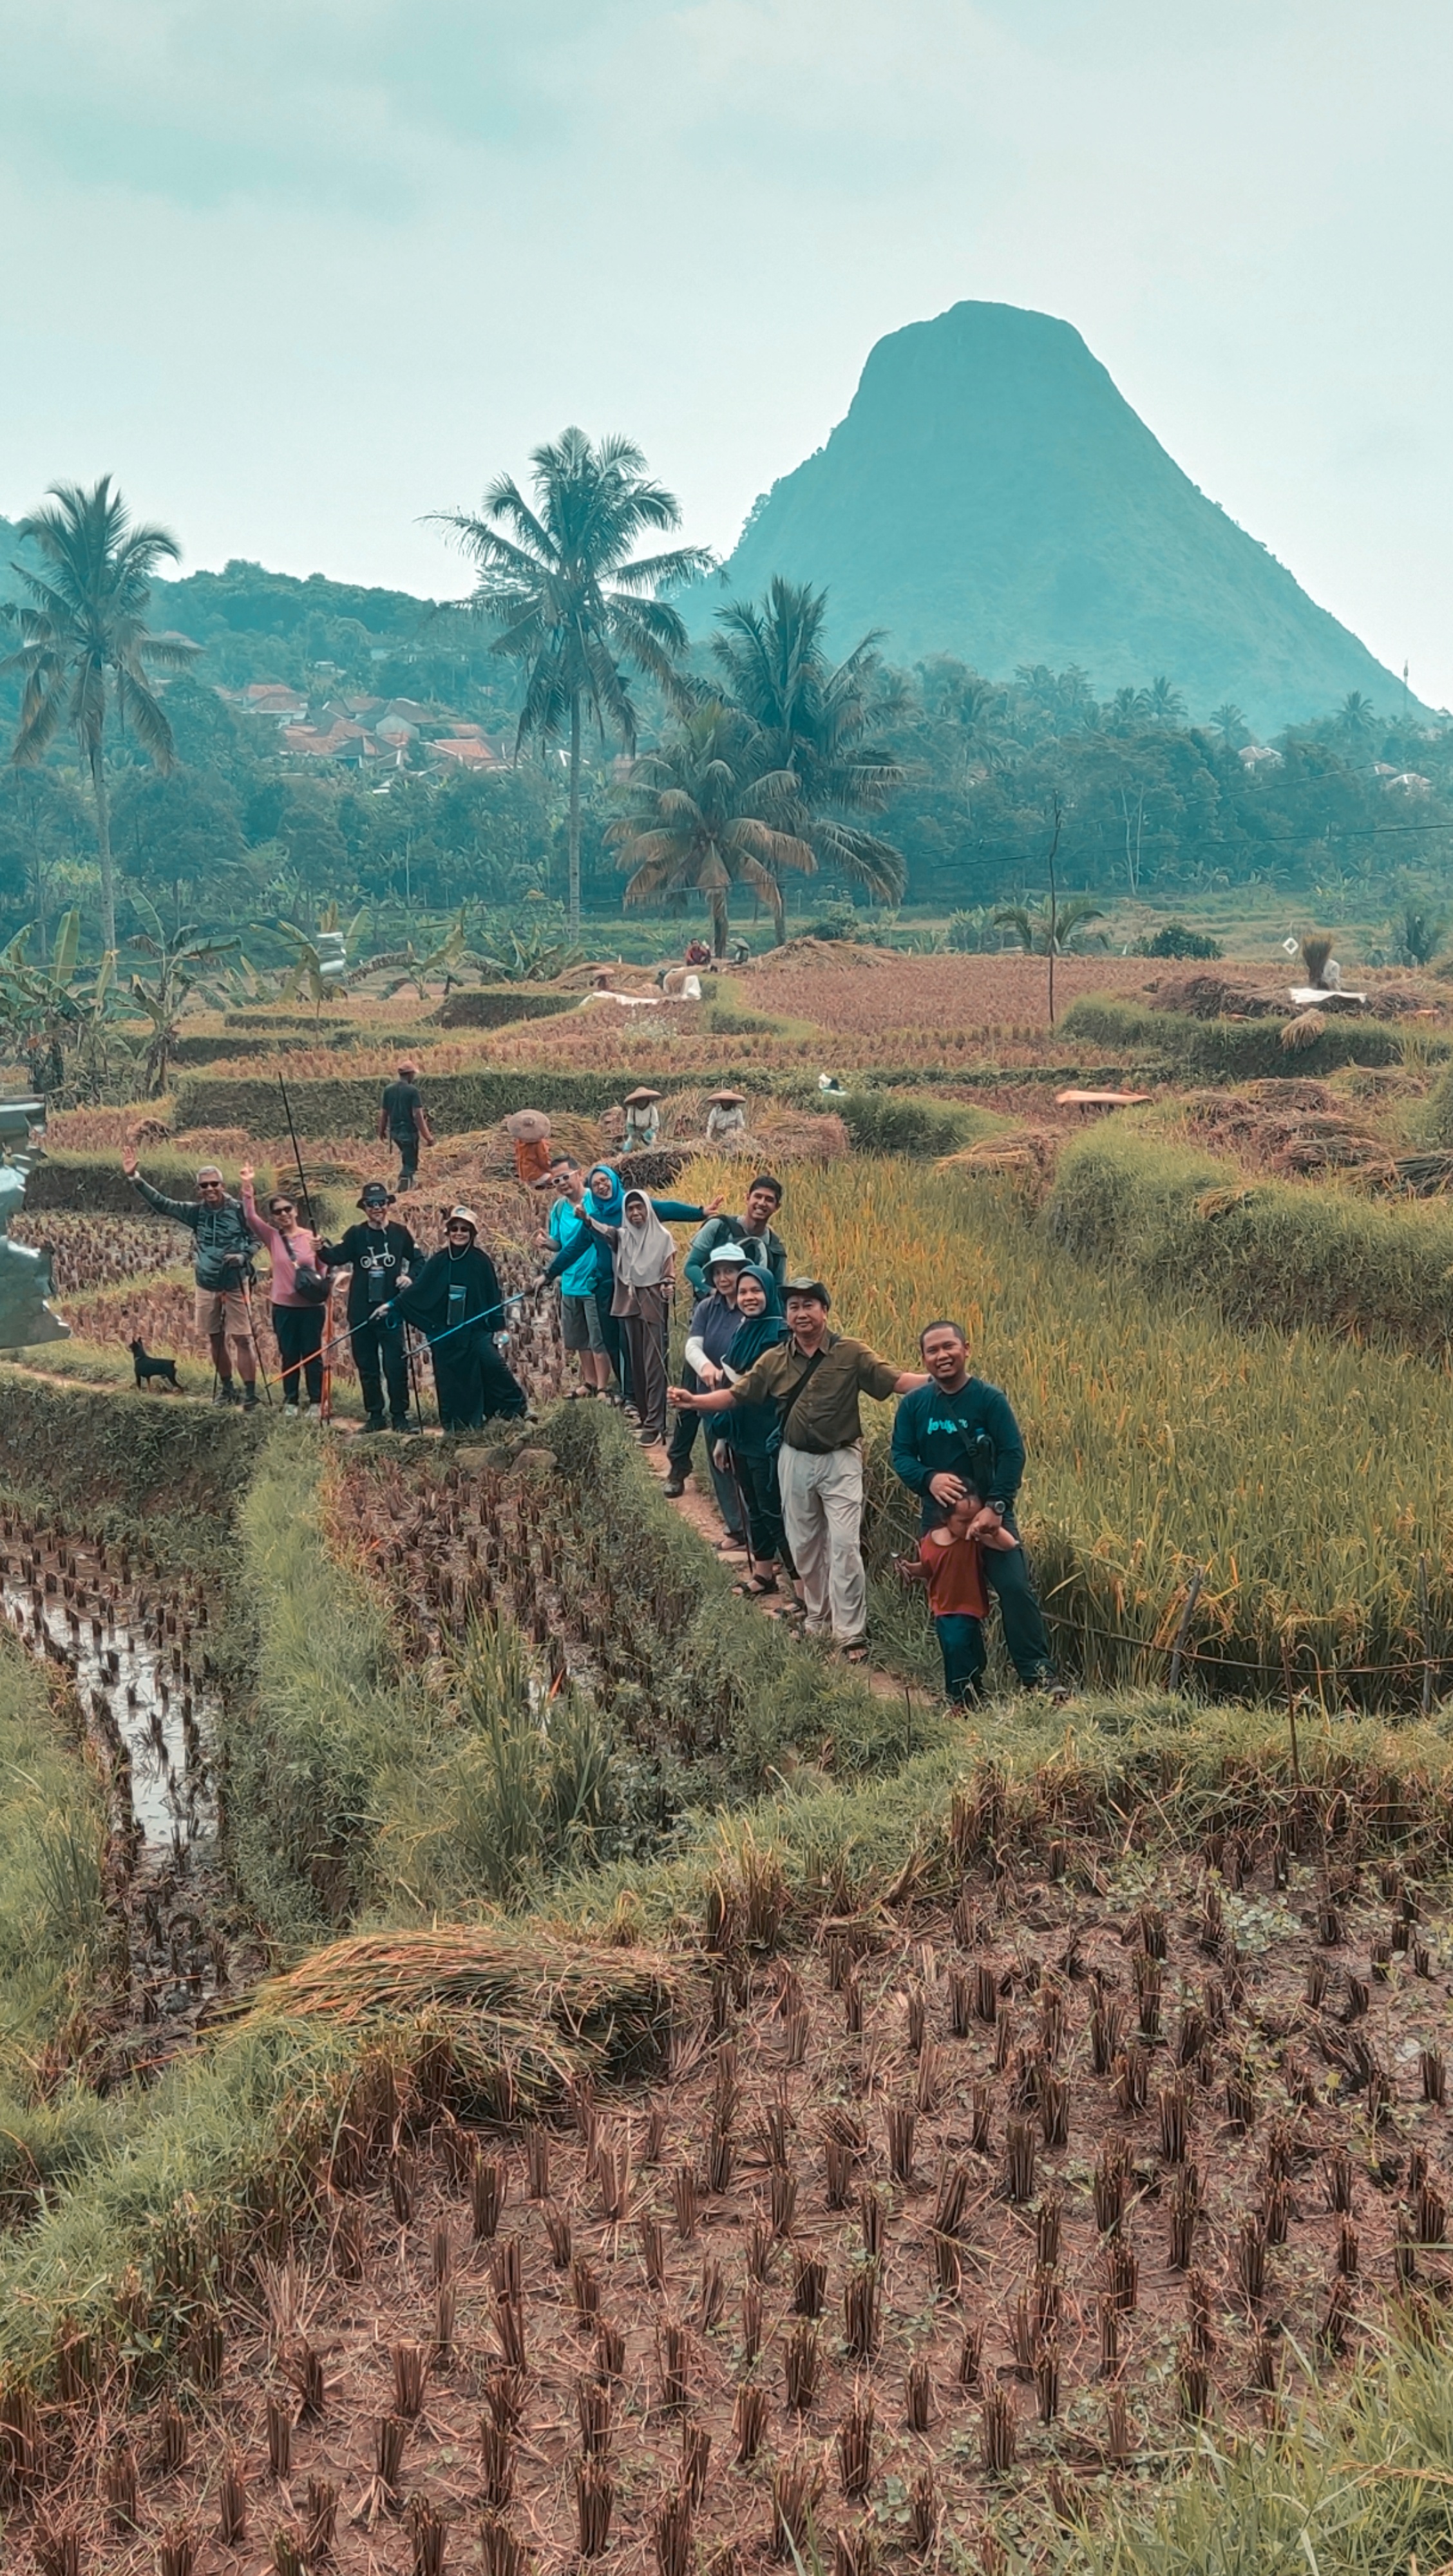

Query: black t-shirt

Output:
[381, 1079, 422, 1144]
[321, 1220, 417, 1325]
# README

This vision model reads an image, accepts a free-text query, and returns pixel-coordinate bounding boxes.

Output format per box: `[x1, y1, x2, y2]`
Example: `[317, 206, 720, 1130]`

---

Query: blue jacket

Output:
[891, 1375, 1026, 1514]
[543, 1197, 708, 1293]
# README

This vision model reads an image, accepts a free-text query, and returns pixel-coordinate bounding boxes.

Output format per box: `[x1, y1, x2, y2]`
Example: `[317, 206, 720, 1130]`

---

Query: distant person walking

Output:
[321, 1181, 418, 1432]
[891, 1320, 1064, 1698]
[122, 1146, 260, 1407]
[394, 1207, 527, 1432]
[239, 1166, 327, 1416]
[378, 1061, 433, 1192]
[672, 1278, 926, 1658]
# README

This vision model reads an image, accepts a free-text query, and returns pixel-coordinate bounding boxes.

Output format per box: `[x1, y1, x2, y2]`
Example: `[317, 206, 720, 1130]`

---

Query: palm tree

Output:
[435, 429, 714, 939]
[1, 478, 198, 952]
[1145, 675, 1187, 726]
[992, 894, 1106, 955]
[1336, 690, 1380, 752]
[1209, 701, 1248, 748]
[608, 701, 815, 953]
[710, 580, 906, 908]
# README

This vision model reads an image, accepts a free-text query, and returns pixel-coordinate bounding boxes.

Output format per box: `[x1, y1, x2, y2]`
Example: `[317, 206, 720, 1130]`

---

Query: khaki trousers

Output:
[777, 1441, 866, 1645]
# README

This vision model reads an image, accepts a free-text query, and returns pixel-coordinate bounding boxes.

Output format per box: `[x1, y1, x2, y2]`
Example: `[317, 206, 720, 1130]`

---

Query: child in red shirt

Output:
[918, 1493, 1020, 1703]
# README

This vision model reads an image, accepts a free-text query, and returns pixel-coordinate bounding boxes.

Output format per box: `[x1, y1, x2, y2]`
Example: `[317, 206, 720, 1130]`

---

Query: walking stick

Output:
[239, 1275, 275, 1405]
[277, 1076, 316, 1231]
[318, 1283, 334, 1424]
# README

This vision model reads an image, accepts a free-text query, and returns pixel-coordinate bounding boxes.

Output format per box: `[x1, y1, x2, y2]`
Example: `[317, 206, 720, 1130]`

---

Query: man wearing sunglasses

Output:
[320, 1180, 419, 1432]
[122, 1147, 260, 1406]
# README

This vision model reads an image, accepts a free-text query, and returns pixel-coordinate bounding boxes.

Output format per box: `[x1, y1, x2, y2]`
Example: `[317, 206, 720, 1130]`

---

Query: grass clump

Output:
[0, 1640, 109, 2085]
[1062, 992, 1409, 1080]
[1047, 1122, 1453, 1360]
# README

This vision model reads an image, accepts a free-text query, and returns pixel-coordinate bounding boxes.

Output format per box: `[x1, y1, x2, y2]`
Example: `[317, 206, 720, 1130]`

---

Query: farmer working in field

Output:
[891, 1320, 1065, 1700]
[671, 1279, 926, 1660]
[122, 1148, 260, 1407]
[377, 1060, 434, 1193]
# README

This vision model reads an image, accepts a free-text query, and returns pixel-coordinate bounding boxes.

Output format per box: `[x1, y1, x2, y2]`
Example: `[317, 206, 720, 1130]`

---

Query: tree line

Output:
[3, 444, 1451, 966]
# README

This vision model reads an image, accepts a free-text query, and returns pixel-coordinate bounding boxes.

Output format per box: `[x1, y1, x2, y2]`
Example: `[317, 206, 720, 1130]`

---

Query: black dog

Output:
[130, 1338, 180, 1392]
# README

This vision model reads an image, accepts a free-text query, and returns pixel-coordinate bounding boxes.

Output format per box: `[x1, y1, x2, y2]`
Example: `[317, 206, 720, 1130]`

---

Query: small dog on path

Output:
[130, 1338, 180, 1392]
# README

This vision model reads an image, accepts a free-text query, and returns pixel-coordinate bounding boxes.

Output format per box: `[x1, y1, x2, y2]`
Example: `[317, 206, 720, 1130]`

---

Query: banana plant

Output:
[343, 909, 467, 994]
[0, 911, 127, 1101]
[129, 897, 238, 1094]
[265, 908, 369, 1021]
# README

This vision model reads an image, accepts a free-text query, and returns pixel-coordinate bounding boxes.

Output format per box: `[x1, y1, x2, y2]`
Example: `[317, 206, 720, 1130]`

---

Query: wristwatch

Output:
[985, 1499, 1007, 1519]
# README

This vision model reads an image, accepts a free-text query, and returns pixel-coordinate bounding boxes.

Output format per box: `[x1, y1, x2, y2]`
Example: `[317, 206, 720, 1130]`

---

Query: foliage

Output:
[992, 892, 1106, 954]
[0, 1640, 108, 2097]
[1134, 919, 1222, 958]
[0, 909, 129, 1100]
[610, 698, 816, 952]
[436, 427, 714, 936]
[708, 578, 906, 904]
[1061, 992, 1407, 1079]
[1, 478, 198, 949]
[128, 896, 238, 1093]
[1389, 898, 1449, 967]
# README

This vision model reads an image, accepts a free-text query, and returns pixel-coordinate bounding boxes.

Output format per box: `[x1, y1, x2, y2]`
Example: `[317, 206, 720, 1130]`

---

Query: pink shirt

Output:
[241, 1186, 324, 1309]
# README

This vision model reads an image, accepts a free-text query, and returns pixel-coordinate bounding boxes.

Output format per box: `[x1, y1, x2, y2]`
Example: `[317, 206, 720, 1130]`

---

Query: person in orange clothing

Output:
[918, 1492, 1020, 1703]
[506, 1109, 555, 1188]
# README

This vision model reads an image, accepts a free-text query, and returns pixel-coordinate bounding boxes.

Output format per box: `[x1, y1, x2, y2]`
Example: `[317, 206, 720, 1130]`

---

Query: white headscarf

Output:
[613, 1189, 676, 1289]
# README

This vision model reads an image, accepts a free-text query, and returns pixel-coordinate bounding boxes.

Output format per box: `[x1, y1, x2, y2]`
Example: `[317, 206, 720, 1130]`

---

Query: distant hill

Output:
[696, 301, 1421, 732]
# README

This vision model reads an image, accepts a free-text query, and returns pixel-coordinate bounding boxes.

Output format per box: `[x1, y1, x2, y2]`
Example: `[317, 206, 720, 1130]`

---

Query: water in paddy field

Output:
[0, 1514, 259, 2058]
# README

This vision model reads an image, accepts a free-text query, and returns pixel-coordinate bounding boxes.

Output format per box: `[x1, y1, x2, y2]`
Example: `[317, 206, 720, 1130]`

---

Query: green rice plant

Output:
[0, 1643, 109, 2088]
[678, 1153, 1453, 1709]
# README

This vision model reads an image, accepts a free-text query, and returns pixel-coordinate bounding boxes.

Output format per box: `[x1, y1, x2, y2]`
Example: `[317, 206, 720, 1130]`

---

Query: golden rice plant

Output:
[677, 1153, 1453, 1710]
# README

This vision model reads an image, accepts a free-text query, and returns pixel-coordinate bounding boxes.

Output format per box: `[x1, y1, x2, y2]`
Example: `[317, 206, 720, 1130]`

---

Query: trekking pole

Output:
[318, 1284, 334, 1425]
[239, 1276, 276, 1405]
[277, 1076, 316, 1231]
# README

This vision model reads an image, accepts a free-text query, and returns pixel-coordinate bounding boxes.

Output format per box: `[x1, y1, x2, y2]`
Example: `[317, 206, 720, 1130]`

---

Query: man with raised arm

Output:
[671, 1277, 926, 1661]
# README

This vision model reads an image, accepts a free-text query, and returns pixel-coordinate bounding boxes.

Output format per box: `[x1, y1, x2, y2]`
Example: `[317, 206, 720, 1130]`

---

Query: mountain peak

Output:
[703, 299, 1412, 730]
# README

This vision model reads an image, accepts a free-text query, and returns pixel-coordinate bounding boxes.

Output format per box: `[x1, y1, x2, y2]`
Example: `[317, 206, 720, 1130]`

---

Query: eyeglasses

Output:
[271, 1202, 294, 1216]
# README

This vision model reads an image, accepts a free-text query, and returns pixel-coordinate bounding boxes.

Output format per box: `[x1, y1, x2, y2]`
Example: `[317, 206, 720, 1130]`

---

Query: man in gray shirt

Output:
[122, 1148, 260, 1406]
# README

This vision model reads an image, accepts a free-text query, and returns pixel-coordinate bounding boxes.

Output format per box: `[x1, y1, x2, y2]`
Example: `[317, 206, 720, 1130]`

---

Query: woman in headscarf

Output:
[540, 1162, 722, 1410]
[586, 1187, 678, 1445]
[395, 1207, 527, 1431]
[710, 1262, 793, 1595]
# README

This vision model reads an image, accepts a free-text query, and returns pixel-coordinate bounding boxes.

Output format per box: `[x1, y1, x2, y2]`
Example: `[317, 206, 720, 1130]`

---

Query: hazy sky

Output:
[2, 0, 1450, 704]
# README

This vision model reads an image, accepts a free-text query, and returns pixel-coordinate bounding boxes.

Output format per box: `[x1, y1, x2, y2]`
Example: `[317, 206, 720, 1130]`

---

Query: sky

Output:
[1, 0, 1450, 705]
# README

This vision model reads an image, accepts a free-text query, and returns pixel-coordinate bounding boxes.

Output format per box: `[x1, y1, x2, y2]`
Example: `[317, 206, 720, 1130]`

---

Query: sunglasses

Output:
[271, 1201, 294, 1216]
[446, 1222, 471, 1234]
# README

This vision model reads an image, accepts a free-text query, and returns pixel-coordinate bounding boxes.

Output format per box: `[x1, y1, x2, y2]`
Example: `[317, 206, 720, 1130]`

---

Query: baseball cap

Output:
[783, 1276, 831, 1307]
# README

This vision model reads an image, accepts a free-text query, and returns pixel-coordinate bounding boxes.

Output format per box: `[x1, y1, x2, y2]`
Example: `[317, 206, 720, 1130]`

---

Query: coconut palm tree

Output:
[1, 478, 198, 952]
[1145, 675, 1187, 726]
[608, 701, 815, 954]
[992, 894, 1106, 955]
[710, 580, 906, 906]
[1209, 701, 1248, 748]
[435, 429, 715, 939]
[1336, 690, 1380, 752]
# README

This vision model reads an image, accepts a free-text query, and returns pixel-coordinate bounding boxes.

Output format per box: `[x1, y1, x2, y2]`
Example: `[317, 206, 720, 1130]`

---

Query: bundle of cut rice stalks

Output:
[936, 1130, 1058, 1195]
[243, 1929, 685, 2112]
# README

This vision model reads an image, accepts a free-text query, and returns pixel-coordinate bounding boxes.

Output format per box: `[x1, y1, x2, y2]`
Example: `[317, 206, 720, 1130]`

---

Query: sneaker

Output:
[363, 1412, 386, 1433]
[663, 1478, 687, 1499]
[388, 1417, 410, 1434]
[301, 1402, 319, 1419]
[213, 1381, 240, 1406]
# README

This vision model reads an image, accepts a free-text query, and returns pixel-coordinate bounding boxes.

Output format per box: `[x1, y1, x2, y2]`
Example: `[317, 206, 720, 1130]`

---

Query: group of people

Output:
[122, 1117, 1063, 1703]
[122, 1149, 527, 1435]
[531, 1154, 1063, 1701]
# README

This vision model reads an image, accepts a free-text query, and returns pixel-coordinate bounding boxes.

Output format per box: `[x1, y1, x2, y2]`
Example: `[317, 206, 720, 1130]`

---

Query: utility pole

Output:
[1045, 795, 1063, 1029]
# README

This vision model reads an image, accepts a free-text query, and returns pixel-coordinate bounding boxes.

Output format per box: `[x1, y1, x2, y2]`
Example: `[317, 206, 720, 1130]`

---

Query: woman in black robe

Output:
[396, 1207, 527, 1430]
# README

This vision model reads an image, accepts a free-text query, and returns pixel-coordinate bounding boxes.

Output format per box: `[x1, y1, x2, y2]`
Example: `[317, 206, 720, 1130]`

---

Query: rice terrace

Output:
[3, 905, 1453, 2576]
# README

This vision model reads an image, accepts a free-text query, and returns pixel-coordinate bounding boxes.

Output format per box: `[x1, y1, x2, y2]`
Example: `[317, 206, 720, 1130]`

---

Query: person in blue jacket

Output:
[891, 1318, 1064, 1698]
[538, 1162, 722, 1408]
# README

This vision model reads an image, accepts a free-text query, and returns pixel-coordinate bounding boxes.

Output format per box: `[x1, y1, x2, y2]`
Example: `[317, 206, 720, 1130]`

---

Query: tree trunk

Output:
[710, 893, 728, 956]
[567, 694, 582, 943]
[90, 744, 116, 954]
[770, 888, 787, 947]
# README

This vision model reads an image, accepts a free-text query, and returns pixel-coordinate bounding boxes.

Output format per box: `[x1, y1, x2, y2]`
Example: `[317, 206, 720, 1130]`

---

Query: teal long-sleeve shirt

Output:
[890, 1374, 1026, 1513]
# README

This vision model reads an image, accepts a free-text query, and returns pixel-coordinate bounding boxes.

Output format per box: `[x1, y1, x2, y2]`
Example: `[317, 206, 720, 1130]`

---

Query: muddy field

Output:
[7, 1812, 1450, 2571]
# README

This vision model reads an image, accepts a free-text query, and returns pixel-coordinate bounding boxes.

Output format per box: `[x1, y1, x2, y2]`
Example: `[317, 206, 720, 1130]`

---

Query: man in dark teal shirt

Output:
[891, 1320, 1061, 1697]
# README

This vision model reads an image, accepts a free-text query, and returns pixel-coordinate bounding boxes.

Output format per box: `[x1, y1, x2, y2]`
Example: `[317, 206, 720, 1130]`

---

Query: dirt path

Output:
[639, 1440, 930, 1708]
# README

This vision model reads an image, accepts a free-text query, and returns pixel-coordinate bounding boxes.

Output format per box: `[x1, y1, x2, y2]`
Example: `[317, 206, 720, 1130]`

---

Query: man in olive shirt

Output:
[670, 1278, 926, 1657]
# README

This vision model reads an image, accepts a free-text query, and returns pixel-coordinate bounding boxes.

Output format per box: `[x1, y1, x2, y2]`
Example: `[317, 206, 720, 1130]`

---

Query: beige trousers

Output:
[777, 1441, 866, 1645]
